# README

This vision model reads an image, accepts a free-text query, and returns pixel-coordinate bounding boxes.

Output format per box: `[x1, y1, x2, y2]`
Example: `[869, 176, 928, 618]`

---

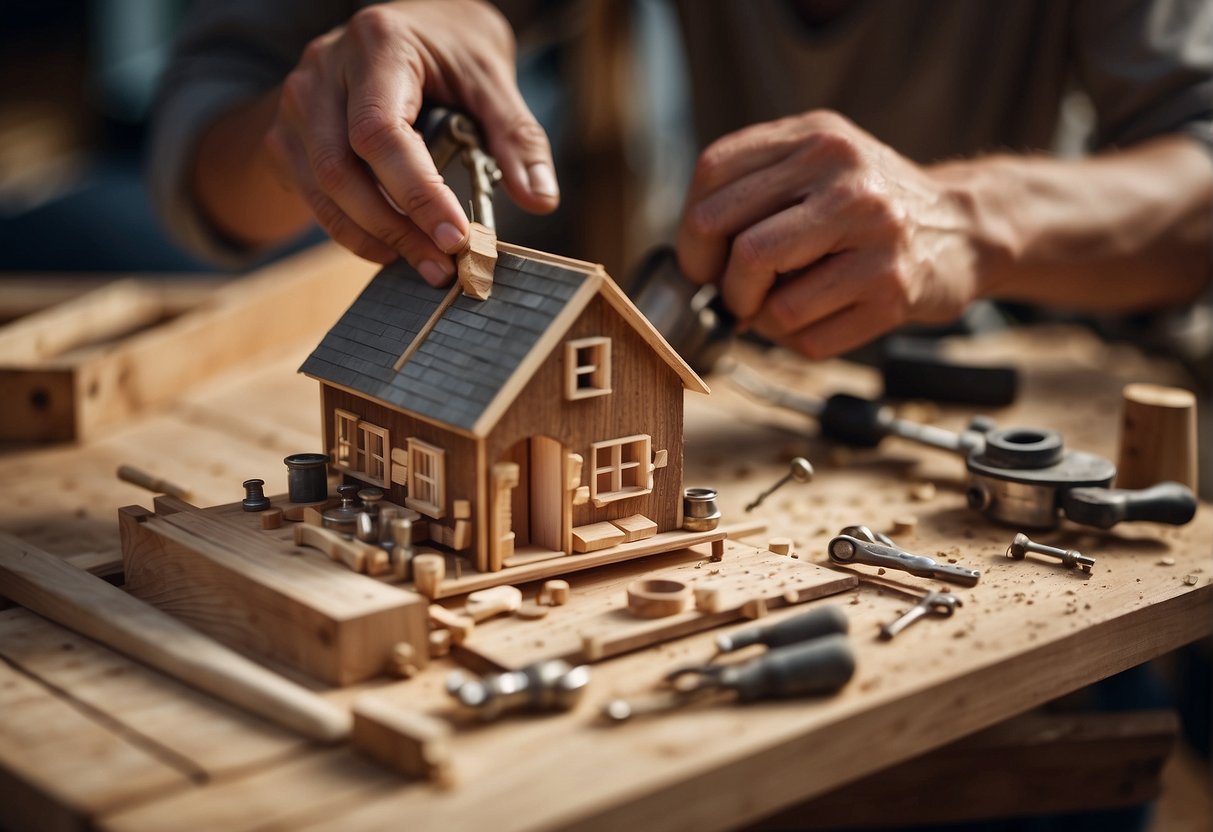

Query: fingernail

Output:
[527, 163, 559, 198]
[434, 222, 466, 253]
[418, 259, 450, 286]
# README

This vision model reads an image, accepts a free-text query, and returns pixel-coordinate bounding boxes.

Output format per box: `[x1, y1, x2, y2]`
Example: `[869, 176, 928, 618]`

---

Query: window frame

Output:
[564, 336, 612, 400]
[589, 434, 652, 507]
[406, 437, 446, 519]
[334, 409, 360, 470]
[359, 422, 390, 488]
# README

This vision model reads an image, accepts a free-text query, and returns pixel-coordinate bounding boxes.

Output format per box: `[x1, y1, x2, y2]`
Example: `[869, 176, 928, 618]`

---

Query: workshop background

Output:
[0, 2, 1209, 830]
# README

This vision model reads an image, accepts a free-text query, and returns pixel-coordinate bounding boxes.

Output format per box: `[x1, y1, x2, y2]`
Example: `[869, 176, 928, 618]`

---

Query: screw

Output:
[746, 457, 814, 512]
[1006, 533, 1094, 572]
[241, 479, 270, 512]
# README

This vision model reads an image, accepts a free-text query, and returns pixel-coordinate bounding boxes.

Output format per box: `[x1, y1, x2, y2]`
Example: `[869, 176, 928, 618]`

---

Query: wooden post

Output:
[1116, 383, 1198, 491]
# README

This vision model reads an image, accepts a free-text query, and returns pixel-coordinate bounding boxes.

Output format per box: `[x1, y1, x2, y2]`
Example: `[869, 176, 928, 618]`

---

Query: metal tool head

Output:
[920, 591, 963, 616]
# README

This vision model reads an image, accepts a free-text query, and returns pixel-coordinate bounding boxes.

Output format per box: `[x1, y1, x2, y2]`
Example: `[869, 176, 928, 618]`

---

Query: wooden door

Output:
[529, 436, 564, 553]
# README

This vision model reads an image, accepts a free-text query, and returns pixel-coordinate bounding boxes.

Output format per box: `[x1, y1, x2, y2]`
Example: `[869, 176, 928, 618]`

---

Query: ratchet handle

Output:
[721, 635, 856, 701]
[1062, 481, 1197, 529]
[716, 606, 849, 653]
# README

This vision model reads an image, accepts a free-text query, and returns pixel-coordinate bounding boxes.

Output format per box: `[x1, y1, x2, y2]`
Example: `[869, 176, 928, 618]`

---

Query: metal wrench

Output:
[828, 534, 981, 587]
[879, 591, 962, 640]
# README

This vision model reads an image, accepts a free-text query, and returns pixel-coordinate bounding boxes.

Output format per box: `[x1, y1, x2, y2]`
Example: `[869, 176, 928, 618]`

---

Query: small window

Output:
[590, 434, 652, 506]
[565, 337, 611, 400]
[333, 409, 390, 487]
[360, 423, 389, 487]
[406, 438, 446, 518]
[334, 410, 359, 468]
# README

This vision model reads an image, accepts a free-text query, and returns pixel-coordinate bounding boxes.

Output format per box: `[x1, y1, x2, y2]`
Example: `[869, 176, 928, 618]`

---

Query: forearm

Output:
[940, 135, 1212, 312]
[192, 86, 314, 250]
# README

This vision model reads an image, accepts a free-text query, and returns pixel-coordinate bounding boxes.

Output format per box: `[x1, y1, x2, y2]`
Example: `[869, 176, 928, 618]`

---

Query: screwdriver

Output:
[602, 632, 855, 722]
[714, 605, 849, 655]
[729, 364, 988, 456]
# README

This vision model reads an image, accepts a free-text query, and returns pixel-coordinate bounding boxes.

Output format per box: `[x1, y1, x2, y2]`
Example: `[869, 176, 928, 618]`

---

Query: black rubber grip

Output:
[723, 635, 856, 701]
[1062, 481, 1197, 529]
[722, 607, 849, 652]
[881, 337, 1018, 406]
[819, 394, 890, 448]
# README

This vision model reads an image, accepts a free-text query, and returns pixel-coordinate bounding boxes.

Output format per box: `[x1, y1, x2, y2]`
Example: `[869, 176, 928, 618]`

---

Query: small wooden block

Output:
[540, 579, 571, 606]
[768, 537, 793, 556]
[456, 222, 497, 300]
[572, 486, 590, 506]
[302, 506, 325, 527]
[391, 447, 408, 466]
[388, 642, 419, 679]
[465, 585, 522, 622]
[741, 598, 769, 620]
[572, 522, 626, 554]
[366, 548, 391, 577]
[693, 583, 724, 613]
[452, 519, 472, 551]
[653, 448, 668, 469]
[413, 554, 446, 599]
[515, 602, 550, 620]
[453, 500, 471, 520]
[428, 605, 474, 645]
[351, 695, 453, 782]
[391, 463, 408, 486]
[891, 516, 917, 536]
[610, 514, 658, 543]
[260, 508, 284, 530]
[428, 629, 452, 657]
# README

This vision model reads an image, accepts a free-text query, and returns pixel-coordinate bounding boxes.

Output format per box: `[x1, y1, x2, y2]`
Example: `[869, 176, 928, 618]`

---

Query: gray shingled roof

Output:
[300, 251, 588, 432]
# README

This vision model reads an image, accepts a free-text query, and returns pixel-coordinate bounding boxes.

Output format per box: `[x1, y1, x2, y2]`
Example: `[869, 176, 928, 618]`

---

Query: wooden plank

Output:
[1, 243, 376, 442]
[458, 540, 856, 670]
[0, 529, 350, 744]
[610, 514, 657, 543]
[0, 276, 216, 326]
[100, 750, 399, 832]
[0, 653, 191, 832]
[0, 609, 303, 778]
[430, 527, 727, 599]
[759, 710, 1179, 828]
[120, 505, 427, 685]
[351, 695, 453, 782]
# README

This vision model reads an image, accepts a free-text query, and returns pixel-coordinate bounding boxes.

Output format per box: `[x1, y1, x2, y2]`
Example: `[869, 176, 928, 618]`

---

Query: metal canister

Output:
[682, 487, 722, 531]
[284, 453, 329, 503]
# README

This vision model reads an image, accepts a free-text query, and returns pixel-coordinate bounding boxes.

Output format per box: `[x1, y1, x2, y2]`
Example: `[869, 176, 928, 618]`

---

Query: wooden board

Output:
[0, 242, 376, 441]
[2, 240, 1211, 832]
[0, 653, 191, 832]
[456, 540, 856, 670]
[119, 502, 427, 686]
[0, 609, 303, 779]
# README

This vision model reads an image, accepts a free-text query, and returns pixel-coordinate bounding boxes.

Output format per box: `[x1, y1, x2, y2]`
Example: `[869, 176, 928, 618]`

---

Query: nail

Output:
[417, 259, 450, 286]
[527, 162, 559, 198]
[434, 222, 466, 253]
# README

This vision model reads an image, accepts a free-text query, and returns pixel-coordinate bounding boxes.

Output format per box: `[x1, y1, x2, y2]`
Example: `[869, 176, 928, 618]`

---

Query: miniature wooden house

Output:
[300, 242, 711, 574]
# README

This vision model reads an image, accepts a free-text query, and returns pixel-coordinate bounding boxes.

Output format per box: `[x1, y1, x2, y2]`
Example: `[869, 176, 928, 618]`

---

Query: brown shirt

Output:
[675, 0, 1213, 162]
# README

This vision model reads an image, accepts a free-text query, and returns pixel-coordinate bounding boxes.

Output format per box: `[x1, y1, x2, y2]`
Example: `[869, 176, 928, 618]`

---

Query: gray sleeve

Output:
[146, 1, 356, 267]
[1073, 0, 1213, 155]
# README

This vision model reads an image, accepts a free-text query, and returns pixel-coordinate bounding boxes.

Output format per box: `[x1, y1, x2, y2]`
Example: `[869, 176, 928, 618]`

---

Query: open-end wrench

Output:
[879, 591, 962, 640]
[828, 534, 981, 587]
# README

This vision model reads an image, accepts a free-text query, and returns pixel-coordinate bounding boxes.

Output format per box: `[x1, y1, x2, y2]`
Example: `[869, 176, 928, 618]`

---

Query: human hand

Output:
[676, 111, 983, 359]
[264, 0, 558, 280]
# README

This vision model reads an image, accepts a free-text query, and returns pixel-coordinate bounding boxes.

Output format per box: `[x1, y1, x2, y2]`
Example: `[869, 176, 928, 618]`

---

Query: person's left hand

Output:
[676, 110, 986, 359]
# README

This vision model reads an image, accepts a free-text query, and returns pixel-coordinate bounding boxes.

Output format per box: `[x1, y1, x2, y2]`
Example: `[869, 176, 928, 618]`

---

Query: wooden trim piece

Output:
[597, 277, 710, 395]
[564, 336, 612, 400]
[393, 284, 461, 372]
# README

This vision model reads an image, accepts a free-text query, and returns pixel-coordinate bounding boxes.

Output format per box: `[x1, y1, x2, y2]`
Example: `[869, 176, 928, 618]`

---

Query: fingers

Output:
[472, 82, 560, 214]
[342, 16, 470, 256]
[778, 299, 902, 360]
[717, 198, 846, 320]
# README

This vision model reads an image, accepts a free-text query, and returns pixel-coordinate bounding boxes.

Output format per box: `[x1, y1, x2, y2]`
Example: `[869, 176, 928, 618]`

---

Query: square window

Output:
[565, 337, 611, 400]
[589, 434, 652, 506]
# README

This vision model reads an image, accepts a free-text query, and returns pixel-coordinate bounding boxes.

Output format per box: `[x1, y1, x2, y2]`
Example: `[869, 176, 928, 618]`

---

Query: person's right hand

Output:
[264, 0, 559, 282]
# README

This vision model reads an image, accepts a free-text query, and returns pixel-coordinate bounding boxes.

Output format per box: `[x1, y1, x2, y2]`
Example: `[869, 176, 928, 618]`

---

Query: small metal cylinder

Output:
[284, 453, 329, 503]
[683, 487, 721, 531]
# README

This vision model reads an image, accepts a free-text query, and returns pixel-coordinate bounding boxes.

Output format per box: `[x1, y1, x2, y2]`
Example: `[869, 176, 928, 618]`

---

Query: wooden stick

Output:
[0, 532, 351, 743]
[116, 465, 194, 502]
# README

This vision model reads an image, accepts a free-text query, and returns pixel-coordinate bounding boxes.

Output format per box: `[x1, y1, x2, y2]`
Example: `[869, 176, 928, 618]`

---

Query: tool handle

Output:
[1062, 481, 1197, 529]
[722, 635, 855, 701]
[819, 394, 891, 448]
[717, 606, 849, 653]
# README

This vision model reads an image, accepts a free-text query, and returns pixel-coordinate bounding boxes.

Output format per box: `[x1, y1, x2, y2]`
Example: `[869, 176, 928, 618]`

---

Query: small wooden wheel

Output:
[627, 578, 691, 618]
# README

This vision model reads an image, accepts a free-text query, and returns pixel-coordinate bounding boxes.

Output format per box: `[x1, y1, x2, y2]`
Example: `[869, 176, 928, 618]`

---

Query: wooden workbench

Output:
[1, 245, 1210, 831]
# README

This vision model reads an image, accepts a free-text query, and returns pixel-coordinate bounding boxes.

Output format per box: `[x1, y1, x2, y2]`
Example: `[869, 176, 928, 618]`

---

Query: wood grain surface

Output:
[0, 245, 1209, 832]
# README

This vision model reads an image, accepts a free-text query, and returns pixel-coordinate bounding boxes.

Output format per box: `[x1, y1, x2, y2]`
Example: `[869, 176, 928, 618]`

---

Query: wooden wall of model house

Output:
[320, 384, 478, 543]
[488, 293, 685, 533]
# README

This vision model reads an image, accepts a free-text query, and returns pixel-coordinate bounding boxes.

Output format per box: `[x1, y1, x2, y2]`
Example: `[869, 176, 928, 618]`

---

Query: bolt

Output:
[746, 457, 814, 512]
[1007, 533, 1094, 573]
[241, 479, 270, 512]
